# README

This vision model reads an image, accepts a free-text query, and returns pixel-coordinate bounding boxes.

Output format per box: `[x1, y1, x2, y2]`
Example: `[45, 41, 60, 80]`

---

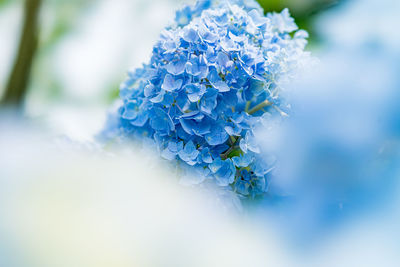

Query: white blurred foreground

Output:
[0, 120, 282, 267]
[0, 120, 399, 267]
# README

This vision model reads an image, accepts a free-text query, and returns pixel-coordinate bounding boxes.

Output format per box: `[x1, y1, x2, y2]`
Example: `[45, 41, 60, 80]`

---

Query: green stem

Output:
[273, 105, 289, 117]
[230, 136, 237, 145]
[247, 100, 272, 115]
[245, 101, 251, 113]
[221, 145, 239, 160]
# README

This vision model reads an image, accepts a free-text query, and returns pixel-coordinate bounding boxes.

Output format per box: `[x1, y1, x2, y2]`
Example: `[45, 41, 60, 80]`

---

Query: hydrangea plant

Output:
[104, 0, 309, 198]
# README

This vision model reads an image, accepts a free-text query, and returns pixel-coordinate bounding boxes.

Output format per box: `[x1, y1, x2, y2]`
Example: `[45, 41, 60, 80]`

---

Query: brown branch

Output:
[1, 0, 42, 108]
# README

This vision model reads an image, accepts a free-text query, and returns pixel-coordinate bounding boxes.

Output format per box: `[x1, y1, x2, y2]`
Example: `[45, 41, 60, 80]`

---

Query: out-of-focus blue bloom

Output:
[267, 8, 298, 33]
[103, 0, 309, 199]
[239, 131, 260, 153]
[161, 140, 183, 160]
[254, 0, 400, 236]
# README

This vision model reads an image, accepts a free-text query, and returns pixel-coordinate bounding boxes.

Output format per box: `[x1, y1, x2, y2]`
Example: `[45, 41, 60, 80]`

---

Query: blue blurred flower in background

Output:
[103, 0, 310, 199]
[255, 0, 400, 237]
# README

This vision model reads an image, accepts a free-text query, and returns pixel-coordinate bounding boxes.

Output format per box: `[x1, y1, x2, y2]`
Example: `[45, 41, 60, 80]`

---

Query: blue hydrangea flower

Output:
[103, 0, 309, 199]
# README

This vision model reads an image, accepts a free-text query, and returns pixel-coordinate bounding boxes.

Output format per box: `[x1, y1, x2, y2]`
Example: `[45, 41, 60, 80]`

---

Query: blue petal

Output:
[200, 89, 218, 115]
[201, 147, 213, 164]
[192, 123, 211, 136]
[182, 27, 199, 43]
[212, 81, 230, 92]
[185, 84, 206, 102]
[161, 147, 177, 160]
[130, 112, 149, 127]
[209, 158, 224, 173]
[199, 25, 218, 43]
[220, 37, 239, 52]
[184, 140, 196, 154]
[232, 153, 253, 168]
[185, 55, 208, 78]
[179, 118, 196, 135]
[150, 107, 175, 133]
[210, 158, 236, 186]
[166, 55, 187, 75]
[248, 9, 268, 27]
[144, 83, 156, 97]
[122, 101, 138, 120]
[162, 74, 183, 92]
[224, 123, 242, 136]
[150, 90, 165, 103]
[179, 110, 204, 120]
[235, 180, 250, 195]
[168, 140, 184, 154]
[205, 125, 229, 145]
[178, 141, 199, 163]
[239, 131, 260, 153]
[217, 52, 232, 69]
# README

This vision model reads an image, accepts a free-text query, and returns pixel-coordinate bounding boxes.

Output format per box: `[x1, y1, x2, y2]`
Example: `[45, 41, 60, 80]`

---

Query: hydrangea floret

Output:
[104, 0, 309, 198]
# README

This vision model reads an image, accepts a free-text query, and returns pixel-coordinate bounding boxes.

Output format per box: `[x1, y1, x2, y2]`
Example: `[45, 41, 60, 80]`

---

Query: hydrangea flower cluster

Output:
[105, 0, 309, 198]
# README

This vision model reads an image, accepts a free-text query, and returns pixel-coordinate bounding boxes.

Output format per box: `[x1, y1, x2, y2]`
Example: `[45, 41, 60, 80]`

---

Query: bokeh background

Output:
[0, 0, 338, 141]
[1, 1, 400, 266]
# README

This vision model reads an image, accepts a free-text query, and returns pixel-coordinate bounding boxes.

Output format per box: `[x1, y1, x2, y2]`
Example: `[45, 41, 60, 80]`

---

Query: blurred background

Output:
[1, 1, 400, 266]
[0, 0, 338, 141]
